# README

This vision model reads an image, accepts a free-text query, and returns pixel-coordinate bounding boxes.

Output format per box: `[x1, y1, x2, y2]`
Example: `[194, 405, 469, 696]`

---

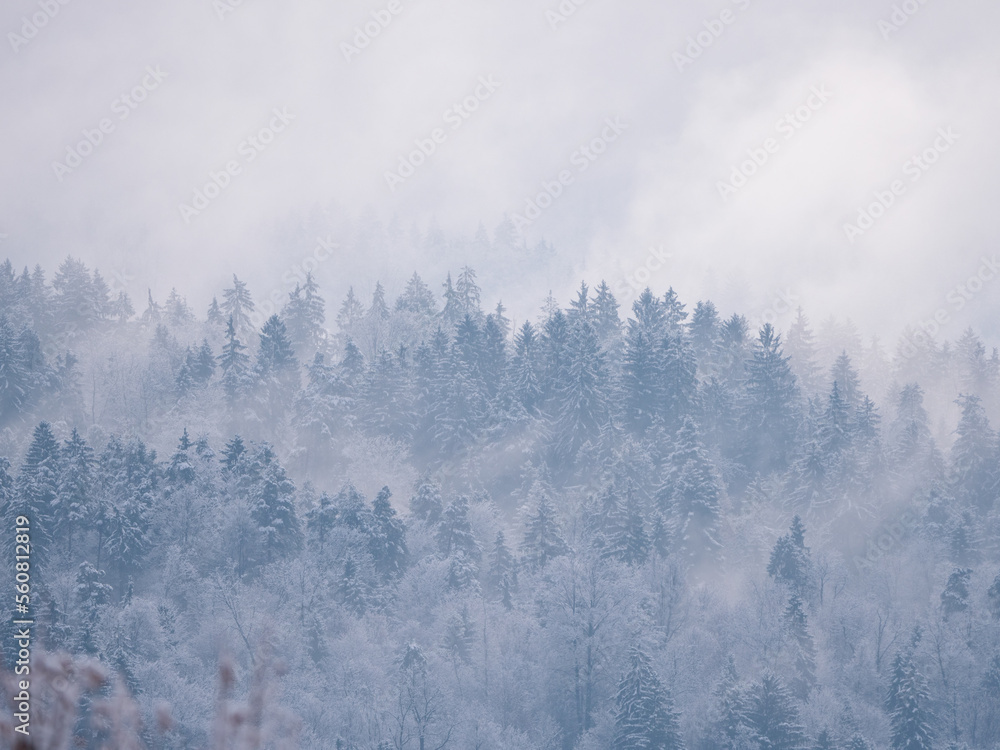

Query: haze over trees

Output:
[2, 253, 1000, 749]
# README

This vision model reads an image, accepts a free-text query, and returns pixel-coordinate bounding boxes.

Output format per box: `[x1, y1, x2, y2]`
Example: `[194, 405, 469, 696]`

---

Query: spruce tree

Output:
[219, 316, 251, 401]
[741, 324, 800, 473]
[552, 316, 609, 462]
[520, 489, 569, 569]
[222, 274, 256, 341]
[15, 421, 61, 559]
[886, 650, 934, 750]
[988, 572, 1000, 620]
[606, 484, 651, 566]
[746, 673, 807, 750]
[246, 443, 302, 565]
[436, 495, 480, 561]
[487, 530, 517, 609]
[58, 428, 94, 555]
[940, 568, 972, 618]
[661, 417, 723, 564]
[949, 394, 997, 511]
[623, 289, 666, 434]
[785, 308, 822, 396]
[75, 561, 112, 654]
[409, 480, 444, 525]
[611, 646, 683, 750]
[369, 486, 408, 581]
[784, 593, 817, 700]
[768, 516, 812, 599]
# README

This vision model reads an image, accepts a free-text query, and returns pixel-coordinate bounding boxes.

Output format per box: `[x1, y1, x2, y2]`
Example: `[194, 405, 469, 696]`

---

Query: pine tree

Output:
[540, 307, 570, 404]
[741, 324, 801, 473]
[58, 428, 94, 555]
[283, 273, 326, 357]
[886, 650, 934, 750]
[336, 286, 365, 342]
[441, 272, 462, 331]
[221, 434, 246, 473]
[165, 288, 194, 326]
[396, 272, 438, 318]
[219, 316, 251, 401]
[568, 281, 593, 324]
[552, 316, 609, 462]
[222, 274, 256, 341]
[785, 308, 822, 395]
[0, 315, 32, 421]
[456, 265, 482, 319]
[487, 530, 517, 609]
[768, 516, 812, 599]
[605, 484, 651, 566]
[820, 381, 852, 455]
[888, 384, 937, 472]
[369, 486, 408, 580]
[510, 321, 543, 415]
[660, 417, 723, 564]
[481, 313, 506, 399]
[623, 289, 666, 434]
[410, 480, 444, 525]
[206, 296, 225, 326]
[814, 729, 837, 750]
[988, 572, 1000, 620]
[245, 443, 302, 566]
[15, 422, 61, 558]
[256, 314, 298, 376]
[611, 646, 683, 750]
[712, 656, 749, 749]
[521, 489, 569, 569]
[52, 256, 100, 329]
[690, 300, 722, 377]
[660, 331, 697, 433]
[784, 593, 817, 700]
[75, 561, 112, 654]
[106, 288, 133, 322]
[441, 606, 476, 663]
[830, 352, 861, 409]
[98, 436, 156, 589]
[304, 490, 337, 553]
[940, 568, 972, 618]
[338, 555, 371, 615]
[436, 495, 480, 561]
[949, 394, 997, 511]
[447, 549, 480, 592]
[746, 673, 806, 750]
[592, 281, 622, 349]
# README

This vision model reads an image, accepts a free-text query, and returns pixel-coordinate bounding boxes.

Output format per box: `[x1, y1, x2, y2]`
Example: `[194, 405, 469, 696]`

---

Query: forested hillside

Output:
[1, 255, 999, 749]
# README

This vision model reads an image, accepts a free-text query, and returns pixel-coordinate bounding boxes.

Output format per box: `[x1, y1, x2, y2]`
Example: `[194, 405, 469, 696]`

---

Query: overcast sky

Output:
[1, 0, 998, 344]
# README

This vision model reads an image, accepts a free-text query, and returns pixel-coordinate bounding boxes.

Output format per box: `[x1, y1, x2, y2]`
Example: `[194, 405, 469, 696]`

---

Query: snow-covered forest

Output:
[2, 252, 1000, 750]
